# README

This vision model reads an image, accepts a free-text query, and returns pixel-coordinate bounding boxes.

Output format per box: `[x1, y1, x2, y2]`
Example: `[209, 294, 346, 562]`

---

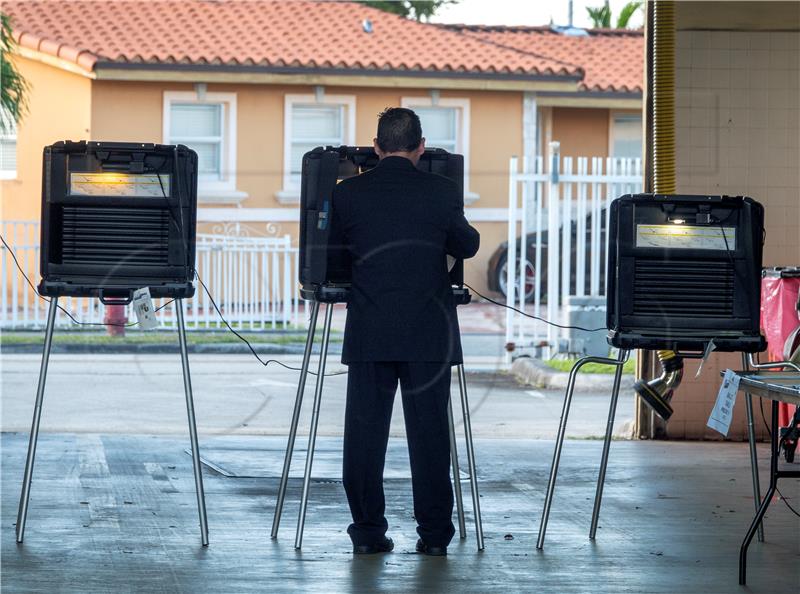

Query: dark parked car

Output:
[487, 211, 607, 302]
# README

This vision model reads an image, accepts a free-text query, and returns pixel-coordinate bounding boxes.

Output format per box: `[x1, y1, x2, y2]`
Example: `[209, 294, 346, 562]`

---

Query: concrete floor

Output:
[1, 433, 798, 593]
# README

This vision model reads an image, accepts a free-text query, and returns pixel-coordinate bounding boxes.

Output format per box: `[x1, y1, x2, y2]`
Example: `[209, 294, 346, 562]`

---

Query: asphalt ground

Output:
[0, 353, 635, 439]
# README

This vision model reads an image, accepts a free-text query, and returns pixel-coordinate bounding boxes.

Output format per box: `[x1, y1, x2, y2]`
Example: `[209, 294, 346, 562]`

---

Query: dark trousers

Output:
[343, 361, 456, 548]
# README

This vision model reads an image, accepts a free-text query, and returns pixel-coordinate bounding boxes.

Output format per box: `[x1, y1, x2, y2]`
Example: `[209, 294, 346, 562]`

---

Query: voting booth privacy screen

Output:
[606, 194, 766, 353]
[299, 146, 465, 300]
[39, 141, 197, 300]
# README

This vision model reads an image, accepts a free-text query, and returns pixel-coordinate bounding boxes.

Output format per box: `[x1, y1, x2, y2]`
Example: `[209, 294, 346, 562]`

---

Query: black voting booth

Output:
[38, 141, 197, 300]
[537, 194, 768, 550]
[17, 141, 208, 546]
[272, 146, 484, 550]
[298, 145, 470, 303]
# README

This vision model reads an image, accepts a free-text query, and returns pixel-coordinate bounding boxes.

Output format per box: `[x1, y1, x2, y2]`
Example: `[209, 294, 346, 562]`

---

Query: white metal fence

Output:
[1, 221, 300, 330]
[504, 143, 643, 358]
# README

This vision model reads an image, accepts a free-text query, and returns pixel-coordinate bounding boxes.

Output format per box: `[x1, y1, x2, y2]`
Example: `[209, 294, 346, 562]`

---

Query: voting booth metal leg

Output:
[457, 364, 485, 551]
[16, 297, 59, 543]
[537, 351, 629, 550]
[295, 303, 334, 549]
[589, 348, 628, 539]
[448, 397, 467, 539]
[740, 353, 764, 543]
[271, 300, 320, 539]
[739, 400, 781, 585]
[176, 300, 209, 546]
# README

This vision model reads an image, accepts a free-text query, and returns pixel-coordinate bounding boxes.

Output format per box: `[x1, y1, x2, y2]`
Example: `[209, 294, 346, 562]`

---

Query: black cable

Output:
[193, 273, 347, 377]
[463, 282, 606, 333]
[153, 165, 345, 378]
[0, 234, 173, 327]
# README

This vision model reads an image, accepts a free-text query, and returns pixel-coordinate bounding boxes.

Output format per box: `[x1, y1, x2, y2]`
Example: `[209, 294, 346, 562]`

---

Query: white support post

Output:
[505, 156, 519, 363]
[518, 156, 528, 344]
[590, 157, 601, 297]
[576, 158, 587, 297]
[533, 156, 544, 341]
[546, 142, 561, 359]
[561, 156, 573, 308]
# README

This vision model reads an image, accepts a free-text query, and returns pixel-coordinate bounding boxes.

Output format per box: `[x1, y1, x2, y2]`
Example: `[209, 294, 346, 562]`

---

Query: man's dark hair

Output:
[376, 107, 422, 153]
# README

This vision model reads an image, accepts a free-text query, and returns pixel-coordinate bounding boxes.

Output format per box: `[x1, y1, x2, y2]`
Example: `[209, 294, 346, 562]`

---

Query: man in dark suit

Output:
[328, 107, 480, 556]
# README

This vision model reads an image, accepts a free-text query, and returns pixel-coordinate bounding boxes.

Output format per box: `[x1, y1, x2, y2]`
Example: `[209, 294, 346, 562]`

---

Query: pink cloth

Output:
[760, 273, 800, 427]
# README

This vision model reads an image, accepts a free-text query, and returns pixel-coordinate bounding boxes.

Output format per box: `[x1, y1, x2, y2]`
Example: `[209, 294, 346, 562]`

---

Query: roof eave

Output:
[91, 61, 583, 92]
[535, 89, 643, 109]
[13, 44, 97, 79]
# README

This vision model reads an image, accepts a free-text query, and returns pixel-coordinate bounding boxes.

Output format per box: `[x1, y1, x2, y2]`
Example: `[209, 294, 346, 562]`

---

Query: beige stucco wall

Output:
[665, 29, 800, 440]
[4, 69, 616, 296]
[1, 55, 92, 222]
[551, 107, 611, 159]
[88, 81, 524, 292]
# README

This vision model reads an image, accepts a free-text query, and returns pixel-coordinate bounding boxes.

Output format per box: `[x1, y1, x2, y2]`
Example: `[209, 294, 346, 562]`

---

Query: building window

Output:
[415, 107, 458, 154]
[0, 108, 17, 180]
[281, 94, 355, 202]
[401, 96, 477, 202]
[610, 112, 643, 159]
[163, 91, 246, 204]
[170, 103, 224, 180]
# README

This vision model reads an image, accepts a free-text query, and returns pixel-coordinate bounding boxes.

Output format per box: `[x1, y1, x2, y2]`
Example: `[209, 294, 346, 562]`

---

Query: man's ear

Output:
[416, 137, 426, 157]
[373, 138, 384, 158]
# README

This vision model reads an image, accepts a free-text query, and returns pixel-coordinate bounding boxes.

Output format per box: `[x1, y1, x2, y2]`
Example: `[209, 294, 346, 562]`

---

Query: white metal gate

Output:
[504, 142, 643, 359]
[0, 221, 300, 330]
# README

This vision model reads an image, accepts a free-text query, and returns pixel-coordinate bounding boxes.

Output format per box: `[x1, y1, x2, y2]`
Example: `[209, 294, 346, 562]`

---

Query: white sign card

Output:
[707, 369, 740, 436]
[132, 287, 158, 330]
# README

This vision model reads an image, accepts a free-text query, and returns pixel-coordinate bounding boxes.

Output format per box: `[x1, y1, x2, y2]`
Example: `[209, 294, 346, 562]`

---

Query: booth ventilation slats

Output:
[632, 260, 734, 317]
[61, 206, 170, 266]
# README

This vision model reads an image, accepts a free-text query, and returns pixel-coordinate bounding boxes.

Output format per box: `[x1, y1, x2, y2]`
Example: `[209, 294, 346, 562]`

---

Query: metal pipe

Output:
[177, 300, 209, 546]
[295, 303, 333, 549]
[448, 397, 467, 539]
[457, 364, 484, 551]
[633, 350, 683, 421]
[590, 349, 629, 539]
[271, 300, 320, 538]
[537, 354, 627, 549]
[746, 353, 800, 373]
[640, 1, 682, 422]
[652, 0, 676, 194]
[16, 297, 58, 543]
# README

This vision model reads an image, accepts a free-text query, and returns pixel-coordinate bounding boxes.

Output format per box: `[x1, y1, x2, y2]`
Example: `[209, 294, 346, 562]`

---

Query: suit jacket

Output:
[329, 156, 480, 364]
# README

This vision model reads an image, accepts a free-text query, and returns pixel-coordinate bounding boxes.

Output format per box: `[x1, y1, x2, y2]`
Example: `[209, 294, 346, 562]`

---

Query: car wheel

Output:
[496, 251, 537, 303]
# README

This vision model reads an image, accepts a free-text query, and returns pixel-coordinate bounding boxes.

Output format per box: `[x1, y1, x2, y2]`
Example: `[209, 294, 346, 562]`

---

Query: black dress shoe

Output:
[353, 536, 394, 554]
[416, 538, 447, 556]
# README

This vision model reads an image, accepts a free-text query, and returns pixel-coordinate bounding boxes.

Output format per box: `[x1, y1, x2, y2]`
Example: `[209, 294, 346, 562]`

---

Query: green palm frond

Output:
[616, 1, 643, 29]
[586, 5, 612, 28]
[1, 12, 29, 132]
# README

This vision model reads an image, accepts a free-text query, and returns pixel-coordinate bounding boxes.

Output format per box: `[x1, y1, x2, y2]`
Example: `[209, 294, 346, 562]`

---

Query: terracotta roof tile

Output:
[3, 0, 583, 81]
[443, 24, 644, 93]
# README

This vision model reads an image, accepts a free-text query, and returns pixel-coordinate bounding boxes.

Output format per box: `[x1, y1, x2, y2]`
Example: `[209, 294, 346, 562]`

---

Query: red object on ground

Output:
[104, 304, 128, 337]
[760, 270, 800, 427]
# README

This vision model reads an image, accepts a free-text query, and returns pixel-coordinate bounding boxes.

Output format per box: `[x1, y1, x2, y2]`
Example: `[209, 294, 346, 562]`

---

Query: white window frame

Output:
[0, 108, 18, 180]
[608, 110, 644, 161]
[401, 96, 478, 203]
[279, 93, 356, 204]
[163, 91, 247, 204]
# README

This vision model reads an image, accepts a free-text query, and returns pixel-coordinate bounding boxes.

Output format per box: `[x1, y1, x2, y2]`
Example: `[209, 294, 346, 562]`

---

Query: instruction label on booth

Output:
[636, 225, 736, 251]
[707, 369, 740, 436]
